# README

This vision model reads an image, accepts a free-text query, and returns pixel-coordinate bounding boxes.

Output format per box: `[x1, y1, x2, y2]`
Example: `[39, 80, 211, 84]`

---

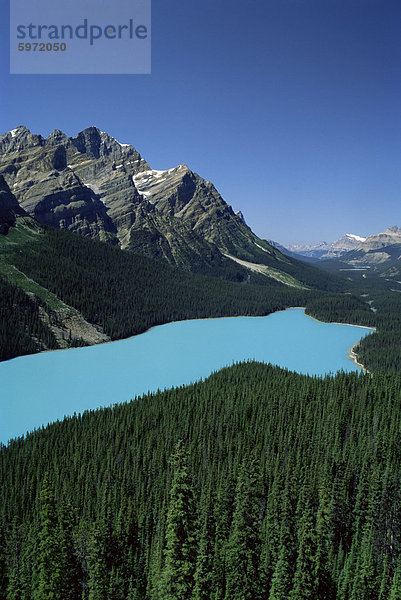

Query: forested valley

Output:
[3, 223, 401, 600]
[2, 363, 401, 599]
[0, 223, 340, 362]
[4, 222, 401, 371]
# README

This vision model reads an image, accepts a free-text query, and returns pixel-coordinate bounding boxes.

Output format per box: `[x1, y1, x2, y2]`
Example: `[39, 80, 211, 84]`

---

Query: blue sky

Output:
[0, 0, 399, 245]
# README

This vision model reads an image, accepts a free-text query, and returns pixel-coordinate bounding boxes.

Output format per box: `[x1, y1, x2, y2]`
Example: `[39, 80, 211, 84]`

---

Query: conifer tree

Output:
[0, 523, 8, 600]
[58, 504, 81, 600]
[193, 491, 215, 600]
[5, 519, 22, 600]
[159, 441, 197, 600]
[268, 523, 293, 600]
[35, 475, 63, 600]
[87, 521, 109, 600]
[315, 479, 335, 599]
[389, 566, 401, 600]
[378, 556, 391, 600]
[224, 456, 262, 600]
[289, 498, 317, 600]
[210, 476, 235, 600]
[349, 524, 377, 600]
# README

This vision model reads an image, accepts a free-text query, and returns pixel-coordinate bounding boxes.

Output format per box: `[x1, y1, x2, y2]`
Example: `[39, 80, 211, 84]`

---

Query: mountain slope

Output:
[266, 238, 319, 263]
[0, 216, 323, 361]
[0, 174, 27, 233]
[0, 126, 344, 290]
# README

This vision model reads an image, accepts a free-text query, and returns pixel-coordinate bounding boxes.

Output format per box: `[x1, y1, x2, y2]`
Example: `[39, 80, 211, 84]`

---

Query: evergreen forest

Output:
[2, 223, 401, 599]
[2, 364, 401, 599]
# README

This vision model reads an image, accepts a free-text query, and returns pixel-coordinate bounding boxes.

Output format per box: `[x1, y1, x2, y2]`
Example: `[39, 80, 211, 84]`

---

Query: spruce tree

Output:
[289, 498, 317, 600]
[390, 566, 401, 600]
[268, 531, 293, 600]
[224, 455, 262, 600]
[193, 491, 215, 600]
[268, 489, 295, 600]
[159, 441, 197, 600]
[87, 521, 109, 600]
[0, 523, 8, 600]
[350, 524, 377, 600]
[35, 475, 63, 600]
[5, 519, 22, 600]
[315, 479, 335, 599]
[58, 503, 81, 600]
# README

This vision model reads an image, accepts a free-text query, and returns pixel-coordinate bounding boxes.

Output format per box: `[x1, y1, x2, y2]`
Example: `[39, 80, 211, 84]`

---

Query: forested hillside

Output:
[0, 223, 332, 362]
[1, 363, 401, 599]
[0, 126, 352, 291]
[5, 221, 401, 372]
[356, 292, 401, 373]
[0, 276, 58, 361]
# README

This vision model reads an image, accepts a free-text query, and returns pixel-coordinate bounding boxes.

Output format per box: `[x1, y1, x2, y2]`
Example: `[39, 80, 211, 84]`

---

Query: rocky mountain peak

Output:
[46, 129, 68, 146]
[0, 125, 299, 282]
[357, 226, 401, 251]
[0, 126, 44, 154]
[71, 127, 103, 158]
[70, 127, 144, 164]
[235, 210, 246, 224]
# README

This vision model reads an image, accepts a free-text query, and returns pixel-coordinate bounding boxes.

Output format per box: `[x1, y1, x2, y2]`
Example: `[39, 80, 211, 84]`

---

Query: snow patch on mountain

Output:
[287, 233, 367, 260]
[345, 234, 366, 243]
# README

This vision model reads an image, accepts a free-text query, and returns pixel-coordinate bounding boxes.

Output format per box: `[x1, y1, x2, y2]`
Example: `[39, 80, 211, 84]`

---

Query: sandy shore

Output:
[295, 306, 376, 373]
[348, 343, 369, 372]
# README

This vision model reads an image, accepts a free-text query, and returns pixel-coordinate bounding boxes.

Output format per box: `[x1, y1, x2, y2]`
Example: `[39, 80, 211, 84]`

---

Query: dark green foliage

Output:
[290, 498, 317, 600]
[0, 523, 7, 600]
[0, 276, 57, 361]
[87, 521, 110, 600]
[193, 491, 215, 600]
[159, 441, 197, 600]
[268, 523, 293, 600]
[224, 456, 262, 600]
[356, 292, 401, 373]
[2, 362, 401, 598]
[390, 566, 401, 600]
[36, 475, 63, 599]
[305, 293, 376, 328]
[0, 225, 323, 362]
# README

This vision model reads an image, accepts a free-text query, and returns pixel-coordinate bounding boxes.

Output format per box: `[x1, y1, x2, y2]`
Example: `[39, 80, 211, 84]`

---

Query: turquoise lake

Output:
[0, 308, 373, 444]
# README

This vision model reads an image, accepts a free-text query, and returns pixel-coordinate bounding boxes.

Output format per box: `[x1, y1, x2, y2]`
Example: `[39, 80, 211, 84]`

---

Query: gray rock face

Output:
[334, 227, 401, 273]
[0, 174, 26, 234]
[0, 125, 278, 272]
[0, 126, 44, 154]
[353, 226, 401, 252]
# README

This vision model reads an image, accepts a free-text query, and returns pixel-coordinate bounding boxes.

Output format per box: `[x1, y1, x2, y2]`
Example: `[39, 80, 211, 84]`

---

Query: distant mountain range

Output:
[0, 125, 341, 291]
[319, 226, 401, 279]
[271, 227, 401, 281]
[279, 233, 367, 260]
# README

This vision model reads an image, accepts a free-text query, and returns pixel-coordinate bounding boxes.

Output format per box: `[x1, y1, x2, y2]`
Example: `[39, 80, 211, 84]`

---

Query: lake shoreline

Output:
[296, 307, 375, 372]
[1, 307, 374, 444]
[3, 305, 376, 367]
[347, 343, 369, 372]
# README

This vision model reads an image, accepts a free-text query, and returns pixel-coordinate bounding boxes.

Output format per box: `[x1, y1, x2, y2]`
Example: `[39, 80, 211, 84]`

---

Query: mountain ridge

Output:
[0, 125, 343, 291]
[285, 232, 367, 260]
